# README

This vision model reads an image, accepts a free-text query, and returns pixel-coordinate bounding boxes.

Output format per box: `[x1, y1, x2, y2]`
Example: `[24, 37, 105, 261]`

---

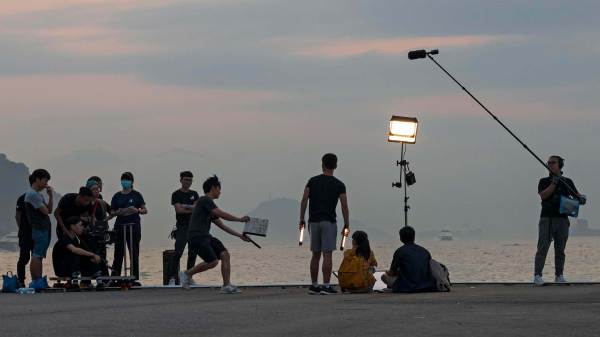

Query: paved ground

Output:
[1, 284, 599, 337]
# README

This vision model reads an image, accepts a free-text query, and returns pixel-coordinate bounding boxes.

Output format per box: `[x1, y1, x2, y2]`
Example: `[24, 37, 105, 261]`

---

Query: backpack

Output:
[338, 254, 373, 290]
[430, 259, 451, 292]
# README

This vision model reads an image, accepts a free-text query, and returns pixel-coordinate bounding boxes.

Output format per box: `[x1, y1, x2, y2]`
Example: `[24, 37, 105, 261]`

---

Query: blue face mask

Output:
[121, 180, 133, 190]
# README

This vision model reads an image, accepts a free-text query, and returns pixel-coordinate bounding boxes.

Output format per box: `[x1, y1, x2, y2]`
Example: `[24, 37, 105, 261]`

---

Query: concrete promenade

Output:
[1, 284, 599, 337]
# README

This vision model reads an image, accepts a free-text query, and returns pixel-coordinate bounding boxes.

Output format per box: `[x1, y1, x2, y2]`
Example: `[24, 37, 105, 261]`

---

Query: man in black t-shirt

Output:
[534, 155, 585, 286]
[169, 171, 200, 283]
[52, 216, 102, 279]
[179, 175, 250, 293]
[15, 175, 35, 287]
[299, 153, 350, 295]
[54, 187, 94, 239]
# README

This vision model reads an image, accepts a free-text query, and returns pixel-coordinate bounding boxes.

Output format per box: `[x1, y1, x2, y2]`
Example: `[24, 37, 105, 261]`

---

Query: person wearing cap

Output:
[82, 178, 113, 276]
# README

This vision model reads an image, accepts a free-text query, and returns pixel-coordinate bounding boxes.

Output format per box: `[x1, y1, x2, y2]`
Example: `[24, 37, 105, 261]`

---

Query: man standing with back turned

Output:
[534, 155, 585, 286]
[299, 153, 350, 295]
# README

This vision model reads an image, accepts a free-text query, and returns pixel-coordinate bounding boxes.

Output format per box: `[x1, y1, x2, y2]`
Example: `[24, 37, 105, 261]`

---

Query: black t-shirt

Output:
[57, 193, 91, 236]
[538, 175, 579, 218]
[16, 194, 31, 237]
[111, 190, 145, 226]
[306, 174, 346, 223]
[390, 243, 434, 293]
[188, 196, 218, 241]
[171, 189, 200, 227]
[52, 234, 87, 264]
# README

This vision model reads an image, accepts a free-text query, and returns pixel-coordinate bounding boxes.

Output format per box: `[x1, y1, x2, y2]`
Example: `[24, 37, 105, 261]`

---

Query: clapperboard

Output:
[243, 217, 269, 249]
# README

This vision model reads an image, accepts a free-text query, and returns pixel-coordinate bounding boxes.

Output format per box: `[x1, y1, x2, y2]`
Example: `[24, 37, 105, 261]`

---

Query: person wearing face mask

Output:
[110, 172, 147, 283]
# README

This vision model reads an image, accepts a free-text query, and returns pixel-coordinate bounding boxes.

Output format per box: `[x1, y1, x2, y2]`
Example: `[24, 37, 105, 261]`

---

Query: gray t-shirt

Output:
[188, 196, 217, 241]
[24, 188, 51, 230]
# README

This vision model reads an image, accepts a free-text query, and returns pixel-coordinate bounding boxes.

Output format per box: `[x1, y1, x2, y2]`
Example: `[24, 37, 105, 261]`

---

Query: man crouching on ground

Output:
[179, 175, 250, 293]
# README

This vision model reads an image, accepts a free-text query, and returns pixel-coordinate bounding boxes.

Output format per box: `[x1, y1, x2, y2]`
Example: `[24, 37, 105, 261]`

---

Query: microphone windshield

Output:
[408, 50, 427, 60]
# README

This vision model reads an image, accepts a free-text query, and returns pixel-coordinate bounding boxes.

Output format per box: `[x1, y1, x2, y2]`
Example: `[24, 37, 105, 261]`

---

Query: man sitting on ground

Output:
[382, 226, 435, 293]
[52, 216, 102, 280]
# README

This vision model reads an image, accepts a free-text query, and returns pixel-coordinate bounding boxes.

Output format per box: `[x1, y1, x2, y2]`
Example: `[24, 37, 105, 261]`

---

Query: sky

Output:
[1, 0, 599, 245]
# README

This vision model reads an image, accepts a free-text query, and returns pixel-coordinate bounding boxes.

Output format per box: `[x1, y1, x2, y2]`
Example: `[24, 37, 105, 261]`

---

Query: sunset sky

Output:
[1, 0, 598, 245]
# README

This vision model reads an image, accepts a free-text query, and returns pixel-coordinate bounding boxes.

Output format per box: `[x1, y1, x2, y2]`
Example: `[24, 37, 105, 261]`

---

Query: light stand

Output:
[388, 116, 418, 228]
[392, 142, 416, 227]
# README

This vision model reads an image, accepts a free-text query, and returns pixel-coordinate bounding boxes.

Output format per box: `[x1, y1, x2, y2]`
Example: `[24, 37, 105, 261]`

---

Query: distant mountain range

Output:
[247, 197, 395, 242]
[0, 154, 30, 234]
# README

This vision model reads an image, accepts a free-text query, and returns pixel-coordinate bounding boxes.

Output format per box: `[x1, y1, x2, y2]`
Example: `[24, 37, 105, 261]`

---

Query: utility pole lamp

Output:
[388, 116, 419, 228]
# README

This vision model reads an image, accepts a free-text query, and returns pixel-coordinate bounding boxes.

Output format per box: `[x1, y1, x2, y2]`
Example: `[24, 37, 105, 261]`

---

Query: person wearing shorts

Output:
[179, 175, 250, 294]
[24, 169, 54, 286]
[299, 153, 350, 295]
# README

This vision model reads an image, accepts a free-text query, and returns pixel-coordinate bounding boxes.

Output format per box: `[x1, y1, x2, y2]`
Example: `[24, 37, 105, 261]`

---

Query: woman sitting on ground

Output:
[338, 230, 378, 293]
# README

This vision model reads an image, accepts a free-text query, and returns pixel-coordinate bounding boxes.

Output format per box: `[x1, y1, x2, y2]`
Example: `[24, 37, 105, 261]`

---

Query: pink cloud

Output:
[292, 35, 521, 59]
[0, 74, 285, 120]
[0, 0, 172, 16]
[26, 26, 155, 55]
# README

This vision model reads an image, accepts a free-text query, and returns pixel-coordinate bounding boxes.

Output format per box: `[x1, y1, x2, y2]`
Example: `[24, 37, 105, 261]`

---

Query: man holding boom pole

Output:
[299, 153, 350, 295]
[179, 175, 251, 294]
[534, 155, 585, 286]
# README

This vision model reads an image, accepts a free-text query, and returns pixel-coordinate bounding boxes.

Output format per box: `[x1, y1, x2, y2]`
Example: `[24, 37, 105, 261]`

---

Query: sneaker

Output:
[533, 275, 545, 286]
[179, 271, 191, 290]
[220, 284, 242, 294]
[555, 275, 567, 283]
[320, 286, 339, 295]
[168, 278, 176, 286]
[307, 285, 322, 295]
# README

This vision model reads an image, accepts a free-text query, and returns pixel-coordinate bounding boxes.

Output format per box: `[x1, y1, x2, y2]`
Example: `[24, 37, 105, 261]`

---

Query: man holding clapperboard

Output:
[179, 175, 268, 294]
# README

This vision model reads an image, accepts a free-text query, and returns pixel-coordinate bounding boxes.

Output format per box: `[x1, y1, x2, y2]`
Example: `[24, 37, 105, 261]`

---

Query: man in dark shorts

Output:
[179, 175, 250, 293]
[299, 153, 350, 295]
[169, 171, 200, 284]
[534, 155, 585, 286]
[15, 175, 35, 287]
[54, 187, 94, 239]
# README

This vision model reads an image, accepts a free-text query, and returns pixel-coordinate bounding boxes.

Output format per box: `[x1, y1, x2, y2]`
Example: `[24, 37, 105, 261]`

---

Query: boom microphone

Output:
[408, 49, 439, 60]
[408, 50, 427, 60]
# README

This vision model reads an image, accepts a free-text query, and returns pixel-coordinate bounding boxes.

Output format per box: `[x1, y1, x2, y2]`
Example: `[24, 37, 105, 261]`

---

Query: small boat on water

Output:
[438, 230, 454, 241]
[0, 231, 19, 251]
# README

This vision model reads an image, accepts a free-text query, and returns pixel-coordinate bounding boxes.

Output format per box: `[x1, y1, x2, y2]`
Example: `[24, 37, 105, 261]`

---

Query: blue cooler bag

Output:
[559, 196, 580, 218]
[2, 272, 18, 293]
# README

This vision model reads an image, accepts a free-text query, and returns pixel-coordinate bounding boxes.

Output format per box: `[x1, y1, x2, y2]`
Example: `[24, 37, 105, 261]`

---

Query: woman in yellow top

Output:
[338, 230, 378, 293]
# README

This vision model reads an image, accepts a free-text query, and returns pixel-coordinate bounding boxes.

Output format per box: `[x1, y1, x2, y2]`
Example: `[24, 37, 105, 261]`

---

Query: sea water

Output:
[1, 237, 599, 286]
